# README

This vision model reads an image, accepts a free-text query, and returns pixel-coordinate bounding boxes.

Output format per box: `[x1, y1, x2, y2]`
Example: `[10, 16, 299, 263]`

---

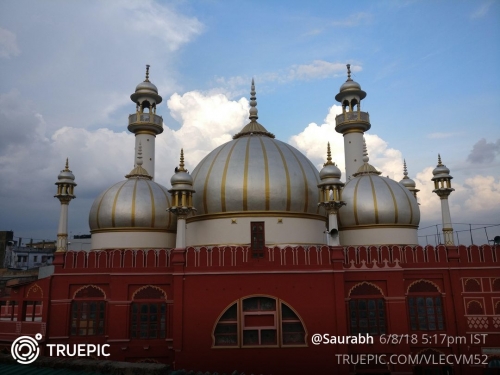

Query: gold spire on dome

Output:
[346, 64, 352, 81]
[233, 79, 275, 139]
[402, 159, 409, 179]
[145, 64, 150, 82]
[437, 153, 443, 166]
[324, 142, 335, 166]
[178, 149, 187, 172]
[353, 137, 381, 176]
[125, 142, 152, 179]
[64, 158, 70, 171]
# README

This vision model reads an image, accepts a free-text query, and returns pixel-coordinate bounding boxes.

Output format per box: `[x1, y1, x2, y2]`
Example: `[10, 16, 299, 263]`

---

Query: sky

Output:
[0, 0, 499, 247]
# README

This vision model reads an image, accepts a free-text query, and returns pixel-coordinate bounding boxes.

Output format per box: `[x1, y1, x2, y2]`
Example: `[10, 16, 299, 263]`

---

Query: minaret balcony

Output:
[335, 111, 371, 133]
[128, 113, 164, 134]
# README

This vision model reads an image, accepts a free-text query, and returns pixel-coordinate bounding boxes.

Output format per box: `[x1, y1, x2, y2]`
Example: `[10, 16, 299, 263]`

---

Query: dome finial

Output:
[362, 137, 369, 163]
[346, 64, 352, 81]
[403, 159, 408, 178]
[324, 142, 334, 166]
[249, 78, 258, 121]
[437, 153, 443, 166]
[136, 142, 144, 166]
[178, 148, 187, 172]
[64, 158, 70, 171]
[145, 64, 150, 82]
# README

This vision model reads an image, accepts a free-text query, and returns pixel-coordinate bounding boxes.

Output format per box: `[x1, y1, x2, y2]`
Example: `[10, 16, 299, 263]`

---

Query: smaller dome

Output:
[57, 159, 76, 183]
[171, 171, 193, 186]
[339, 79, 361, 93]
[135, 80, 158, 94]
[432, 155, 452, 178]
[320, 163, 341, 180]
[399, 177, 416, 189]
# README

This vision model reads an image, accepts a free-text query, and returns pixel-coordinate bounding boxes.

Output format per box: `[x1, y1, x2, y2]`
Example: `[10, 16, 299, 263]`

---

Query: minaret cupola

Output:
[432, 154, 455, 245]
[54, 159, 77, 252]
[168, 149, 196, 249]
[335, 64, 372, 181]
[318, 142, 345, 245]
[399, 159, 420, 199]
[128, 65, 164, 180]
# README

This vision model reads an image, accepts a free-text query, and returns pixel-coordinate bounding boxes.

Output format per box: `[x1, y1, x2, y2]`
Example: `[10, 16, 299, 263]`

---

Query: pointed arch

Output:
[26, 283, 43, 298]
[466, 300, 484, 315]
[407, 279, 441, 294]
[73, 285, 106, 299]
[348, 281, 384, 297]
[464, 278, 481, 292]
[131, 285, 167, 300]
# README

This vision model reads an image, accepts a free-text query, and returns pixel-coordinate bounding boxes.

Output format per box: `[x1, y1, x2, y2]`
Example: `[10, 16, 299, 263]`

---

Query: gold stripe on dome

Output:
[91, 228, 176, 234]
[111, 180, 128, 227]
[379, 177, 398, 223]
[273, 142, 291, 211]
[131, 179, 138, 226]
[258, 137, 270, 210]
[398, 182, 414, 225]
[353, 177, 362, 225]
[203, 144, 227, 214]
[283, 143, 309, 213]
[340, 224, 418, 230]
[242, 137, 251, 211]
[95, 184, 117, 229]
[160, 185, 172, 229]
[146, 181, 155, 227]
[221, 139, 241, 212]
[368, 175, 379, 224]
[187, 210, 326, 223]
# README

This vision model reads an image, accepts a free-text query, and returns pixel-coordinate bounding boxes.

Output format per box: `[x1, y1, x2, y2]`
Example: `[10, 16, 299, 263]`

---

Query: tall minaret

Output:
[399, 159, 420, 199]
[54, 159, 76, 252]
[168, 150, 196, 249]
[432, 154, 455, 245]
[318, 143, 345, 246]
[335, 64, 371, 181]
[128, 65, 163, 180]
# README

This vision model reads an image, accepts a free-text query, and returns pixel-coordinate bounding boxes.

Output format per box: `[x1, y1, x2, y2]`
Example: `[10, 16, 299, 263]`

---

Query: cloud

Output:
[214, 61, 362, 96]
[471, 1, 494, 19]
[467, 138, 500, 164]
[331, 12, 372, 27]
[288, 104, 404, 180]
[427, 132, 461, 139]
[0, 27, 20, 58]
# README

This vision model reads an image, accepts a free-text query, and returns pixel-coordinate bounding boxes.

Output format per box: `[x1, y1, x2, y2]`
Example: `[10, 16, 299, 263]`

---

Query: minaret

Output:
[432, 154, 455, 245]
[334, 64, 371, 181]
[318, 143, 346, 246]
[399, 159, 420, 199]
[128, 65, 163, 180]
[168, 150, 196, 248]
[54, 159, 76, 252]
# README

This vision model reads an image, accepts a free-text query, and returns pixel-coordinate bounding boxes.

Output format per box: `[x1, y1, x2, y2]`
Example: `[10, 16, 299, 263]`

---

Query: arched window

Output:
[407, 280, 444, 331]
[464, 278, 481, 292]
[71, 285, 106, 336]
[348, 282, 386, 335]
[467, 300, 484, 315]
[130, 286, 170, 340]
[212, 296, 307, 348]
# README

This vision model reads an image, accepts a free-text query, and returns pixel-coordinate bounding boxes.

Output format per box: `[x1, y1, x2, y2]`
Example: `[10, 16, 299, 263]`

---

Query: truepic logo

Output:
[11, 333, 111, 365]
[11, 333, 42, 364]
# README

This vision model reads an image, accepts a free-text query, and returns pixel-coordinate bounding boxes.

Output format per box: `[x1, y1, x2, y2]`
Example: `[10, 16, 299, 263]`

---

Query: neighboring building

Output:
[0, 67, 499, 375]
[3, 245, 55, 270]
[0, 231, 14, 268]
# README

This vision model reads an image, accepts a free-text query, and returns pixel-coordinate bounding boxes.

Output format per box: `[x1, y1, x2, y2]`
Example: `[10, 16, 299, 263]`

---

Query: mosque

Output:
[0, 66, 499, 375]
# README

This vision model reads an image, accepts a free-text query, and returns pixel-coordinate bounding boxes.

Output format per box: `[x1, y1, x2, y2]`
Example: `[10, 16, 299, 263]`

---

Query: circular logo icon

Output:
[11, 333, 42, 365]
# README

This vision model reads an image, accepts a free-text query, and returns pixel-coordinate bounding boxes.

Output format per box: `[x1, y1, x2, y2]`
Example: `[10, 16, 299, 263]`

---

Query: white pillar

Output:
[57, 203, 69, 252]
[343, 132, 364, 181]
[135, 133, 156, 179]
[328, 211, 340, 246]
[440, 198, 454, 245]
[176, 216, 186, 248]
